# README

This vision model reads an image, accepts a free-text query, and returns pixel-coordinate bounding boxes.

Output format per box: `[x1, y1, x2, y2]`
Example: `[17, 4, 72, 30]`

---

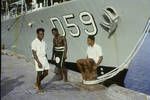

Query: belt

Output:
[55, 47, 65, 51]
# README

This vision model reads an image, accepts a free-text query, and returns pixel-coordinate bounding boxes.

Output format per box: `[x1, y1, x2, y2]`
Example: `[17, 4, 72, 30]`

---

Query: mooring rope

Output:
[83, 18, 150, 85]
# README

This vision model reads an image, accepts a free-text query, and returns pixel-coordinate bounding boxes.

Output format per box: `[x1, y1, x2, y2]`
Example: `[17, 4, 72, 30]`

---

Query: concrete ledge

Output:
[106, 84, 150, 100]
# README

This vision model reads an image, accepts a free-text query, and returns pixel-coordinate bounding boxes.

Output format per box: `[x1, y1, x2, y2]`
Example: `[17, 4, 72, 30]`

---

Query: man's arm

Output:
[45, 54, 48, 60]
[96, 56, 103, 66]
[45, 43, 49, 60]
[63, 36, 68, 59]
[86, 56, 88, 59]
[96, 45, 103, 66]
[51, 39, 55, 60]
[51, 46, 55, 60]
[32, 50, 42, 68]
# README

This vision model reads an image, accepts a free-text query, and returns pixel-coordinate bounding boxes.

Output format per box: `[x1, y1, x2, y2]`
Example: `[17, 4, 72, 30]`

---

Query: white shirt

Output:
[31, 38, 47, 57]
[31, 38, 50, 71]
[87, 43, 103, 64]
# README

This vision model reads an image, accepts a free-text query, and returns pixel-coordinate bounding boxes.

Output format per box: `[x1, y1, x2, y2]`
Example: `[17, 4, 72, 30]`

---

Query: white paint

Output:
[63, 14, 80, 37]
[79, 11, 97, 35]
[50, 17, 66, 36]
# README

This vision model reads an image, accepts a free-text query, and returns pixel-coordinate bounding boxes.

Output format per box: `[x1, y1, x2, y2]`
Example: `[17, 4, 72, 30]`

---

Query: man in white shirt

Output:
[77, 35, 103, 81]
[31, 28, 50, 91]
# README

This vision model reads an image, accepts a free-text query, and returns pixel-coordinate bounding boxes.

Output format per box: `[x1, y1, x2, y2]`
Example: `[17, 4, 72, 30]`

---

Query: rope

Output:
[83, 18, 150, 84]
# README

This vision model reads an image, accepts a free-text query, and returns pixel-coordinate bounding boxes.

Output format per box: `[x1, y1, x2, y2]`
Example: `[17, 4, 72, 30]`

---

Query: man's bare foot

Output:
[63, 75, 68, 82]
[64, 79, 68, 82]
[58, 77, 63, 81]
[34, 83, 39, 90]
[37, 89, 45, 94]
[57, 74, 63, 81]
[34, 83, 44, 91]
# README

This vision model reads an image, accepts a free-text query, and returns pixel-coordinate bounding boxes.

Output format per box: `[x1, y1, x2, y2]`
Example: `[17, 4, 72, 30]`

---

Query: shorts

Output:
[34, 56, 50, 71]
[54, 47, 65, 68]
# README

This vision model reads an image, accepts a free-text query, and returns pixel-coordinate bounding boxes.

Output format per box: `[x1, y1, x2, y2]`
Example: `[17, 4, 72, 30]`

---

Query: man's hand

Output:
[38, 62, 42, 68]
[92, 64, 97, 70]
[96, 63, 100, 67]
[51, 56, 54, 61]
[32, 50, 43, 69]
[96, 56, 103, 66]
[64, 54, 67, 60]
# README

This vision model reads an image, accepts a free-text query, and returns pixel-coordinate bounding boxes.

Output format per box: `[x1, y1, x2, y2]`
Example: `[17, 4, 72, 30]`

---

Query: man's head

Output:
[36, 28, 44, 41]
[52, 28, 59, 37]
[87, 35, 95, 46]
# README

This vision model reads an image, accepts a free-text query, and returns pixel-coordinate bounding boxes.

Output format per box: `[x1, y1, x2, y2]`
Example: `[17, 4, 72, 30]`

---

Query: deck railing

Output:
[1, 0, 70, 21]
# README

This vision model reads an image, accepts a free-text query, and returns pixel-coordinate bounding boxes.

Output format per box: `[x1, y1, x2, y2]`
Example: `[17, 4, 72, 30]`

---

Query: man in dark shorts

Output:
[51, 28, 68, 82]
[77, 35, 103, 81]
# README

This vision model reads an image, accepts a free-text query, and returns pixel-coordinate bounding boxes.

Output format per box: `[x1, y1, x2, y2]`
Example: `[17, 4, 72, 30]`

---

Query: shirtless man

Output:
[77, 35, 103, 81]
[51, 28, 68, 82]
